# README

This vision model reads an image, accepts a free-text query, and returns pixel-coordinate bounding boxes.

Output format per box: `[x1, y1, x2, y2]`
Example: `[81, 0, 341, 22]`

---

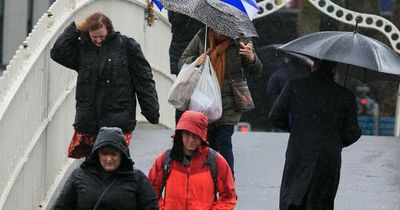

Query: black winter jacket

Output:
[50, 22, 159, 134]
[267, 63, 310, 104]
[52, 127, 159, 210]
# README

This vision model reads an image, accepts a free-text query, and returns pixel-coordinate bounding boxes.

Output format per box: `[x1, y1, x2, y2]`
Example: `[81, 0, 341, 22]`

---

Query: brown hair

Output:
[79, 12, 114, 43]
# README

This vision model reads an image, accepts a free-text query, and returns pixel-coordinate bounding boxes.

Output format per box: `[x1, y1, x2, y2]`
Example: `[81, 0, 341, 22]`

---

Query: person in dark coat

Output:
[167, 11, 204, 124]
[267, 53, 312, 104]
[52, 127, 159, 210]
[50, 12, 159, 158]
[178, 27, 263, 174]
[269, 59, 362, 210]
[168, 11, 204, 75]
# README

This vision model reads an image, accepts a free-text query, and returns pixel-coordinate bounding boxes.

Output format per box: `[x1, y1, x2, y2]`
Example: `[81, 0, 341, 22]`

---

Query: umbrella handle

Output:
[204, 26, 208, 54]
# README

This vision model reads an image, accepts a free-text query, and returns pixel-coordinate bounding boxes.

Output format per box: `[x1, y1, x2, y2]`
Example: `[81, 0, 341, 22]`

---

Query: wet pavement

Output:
[130, 128, 400, 210]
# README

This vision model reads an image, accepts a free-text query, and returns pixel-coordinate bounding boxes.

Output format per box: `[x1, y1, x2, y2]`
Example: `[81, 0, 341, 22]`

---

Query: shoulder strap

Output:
[159, 149, 172, 198]
[207, 148, 218, 200]
[92, 177, 117, 210]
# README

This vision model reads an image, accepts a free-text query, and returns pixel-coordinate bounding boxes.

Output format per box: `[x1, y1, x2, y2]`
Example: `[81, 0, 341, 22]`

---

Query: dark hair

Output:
[312, 59, 337, 78]
[170, 131, 184, 162]
[79, 12, 114, 43]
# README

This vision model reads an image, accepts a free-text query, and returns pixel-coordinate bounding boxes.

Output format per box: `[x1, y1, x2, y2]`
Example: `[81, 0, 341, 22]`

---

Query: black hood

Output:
[81, 127, 133, 171]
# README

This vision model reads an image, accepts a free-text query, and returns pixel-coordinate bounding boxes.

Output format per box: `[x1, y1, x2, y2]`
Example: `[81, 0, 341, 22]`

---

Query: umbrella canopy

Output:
[267, 44, 313, 66]
[159, 0, 258, 39]
[279, 31, 400, 82]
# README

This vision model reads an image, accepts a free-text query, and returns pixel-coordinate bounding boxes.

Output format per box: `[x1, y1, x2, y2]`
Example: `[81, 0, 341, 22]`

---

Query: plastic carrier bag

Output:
[188, 56, 222, 123]
[168, 58, 202, 111]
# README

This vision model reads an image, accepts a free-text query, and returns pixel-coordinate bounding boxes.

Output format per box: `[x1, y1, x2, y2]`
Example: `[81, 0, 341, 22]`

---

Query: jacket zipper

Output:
[186, 165, 190, 210]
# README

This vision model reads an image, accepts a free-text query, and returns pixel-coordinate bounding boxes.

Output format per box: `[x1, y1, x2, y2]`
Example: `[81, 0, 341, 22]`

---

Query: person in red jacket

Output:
[148, 111, 237, 210]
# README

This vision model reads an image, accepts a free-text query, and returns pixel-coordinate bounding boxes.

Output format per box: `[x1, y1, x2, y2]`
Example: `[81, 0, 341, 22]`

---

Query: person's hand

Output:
[239, 42, 255, 63]
[197, 49, 210, 66]
[75, 21, 84, 31]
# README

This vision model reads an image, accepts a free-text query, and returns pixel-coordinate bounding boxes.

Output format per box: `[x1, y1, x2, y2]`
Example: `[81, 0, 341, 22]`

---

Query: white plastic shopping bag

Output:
[168, 58, 202, 111]
[188, 56, 222, 123]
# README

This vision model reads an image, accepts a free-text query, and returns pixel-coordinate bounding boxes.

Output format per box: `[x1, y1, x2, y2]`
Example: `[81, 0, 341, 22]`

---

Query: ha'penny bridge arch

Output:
[0, 0, 398, 209]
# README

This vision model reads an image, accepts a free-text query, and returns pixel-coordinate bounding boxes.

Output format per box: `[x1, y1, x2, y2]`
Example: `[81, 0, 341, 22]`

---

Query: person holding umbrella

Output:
[269, 59, 362, 210]
[178, 26, 263, 174]
[266, 48, 312, 106]
[159, 0, 262, 174]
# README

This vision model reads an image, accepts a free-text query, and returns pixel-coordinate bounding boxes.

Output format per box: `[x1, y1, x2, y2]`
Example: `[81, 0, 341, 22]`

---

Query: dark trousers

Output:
[207, 124, 235, 175]
[175, 109, 184, 125]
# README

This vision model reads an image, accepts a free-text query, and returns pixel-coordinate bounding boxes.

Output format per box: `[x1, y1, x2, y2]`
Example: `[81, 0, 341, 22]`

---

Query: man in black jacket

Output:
[270, 59, 361, 210]
[52, 127, 159, 210]
[51, 12, 159, 158]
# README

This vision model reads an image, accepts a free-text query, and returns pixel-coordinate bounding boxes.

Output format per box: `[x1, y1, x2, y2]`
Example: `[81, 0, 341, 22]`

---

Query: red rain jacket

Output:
[148, 111, 236, 210]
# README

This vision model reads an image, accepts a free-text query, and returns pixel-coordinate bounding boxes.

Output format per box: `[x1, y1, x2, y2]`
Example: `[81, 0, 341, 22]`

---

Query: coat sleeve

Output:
[125, 37, 160, 124]
[148, 152, 166, 210]
[135, 169, 160, 210]
[266, 72, 281, 104]
[241, 40, 263, 79]
[212, 154, 237, 210]
[178, 30, 202, 70]
[50, 22, 80, 71]
[269, 80, 292, 131]
[51, 169, 78, 210]
[341, 93, 362, 147]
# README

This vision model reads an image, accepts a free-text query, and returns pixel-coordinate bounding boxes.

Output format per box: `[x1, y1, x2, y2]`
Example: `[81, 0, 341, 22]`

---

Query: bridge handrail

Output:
[0, 0, 173, 209]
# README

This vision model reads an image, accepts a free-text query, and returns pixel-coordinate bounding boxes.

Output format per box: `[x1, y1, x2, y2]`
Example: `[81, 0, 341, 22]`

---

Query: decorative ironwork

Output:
[255, 0, 400, 53]
[255, 0, 291, 18]
[308, 0, 400, 53]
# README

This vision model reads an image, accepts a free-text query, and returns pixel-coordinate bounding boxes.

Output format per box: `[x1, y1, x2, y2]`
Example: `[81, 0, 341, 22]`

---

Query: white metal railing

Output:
[0, 0, 173, 209]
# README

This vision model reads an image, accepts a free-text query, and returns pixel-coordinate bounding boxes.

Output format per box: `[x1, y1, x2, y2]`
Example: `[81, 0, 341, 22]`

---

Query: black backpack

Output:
[159, 148, 218, 199]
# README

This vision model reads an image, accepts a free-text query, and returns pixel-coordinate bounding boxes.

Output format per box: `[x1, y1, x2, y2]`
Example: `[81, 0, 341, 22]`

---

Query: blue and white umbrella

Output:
[222, 0, 259, 20]
[157, 0, 258, 39]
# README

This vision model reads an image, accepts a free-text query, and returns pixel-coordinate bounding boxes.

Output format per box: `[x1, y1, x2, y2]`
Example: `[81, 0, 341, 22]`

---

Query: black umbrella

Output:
[267, 44, 313, 66]
[279, 31, 400, 82]
[158, 0, 258, 39]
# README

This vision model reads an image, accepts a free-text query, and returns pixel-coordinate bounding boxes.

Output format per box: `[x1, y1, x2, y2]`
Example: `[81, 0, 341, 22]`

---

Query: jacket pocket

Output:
[112, 60, 130, 83]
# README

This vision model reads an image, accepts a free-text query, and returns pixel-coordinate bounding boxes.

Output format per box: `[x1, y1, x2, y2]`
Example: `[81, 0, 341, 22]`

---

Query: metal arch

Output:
[308, 0, 400, 54]
[255, 0, 291, 18]
[254, 0, 400, 54]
